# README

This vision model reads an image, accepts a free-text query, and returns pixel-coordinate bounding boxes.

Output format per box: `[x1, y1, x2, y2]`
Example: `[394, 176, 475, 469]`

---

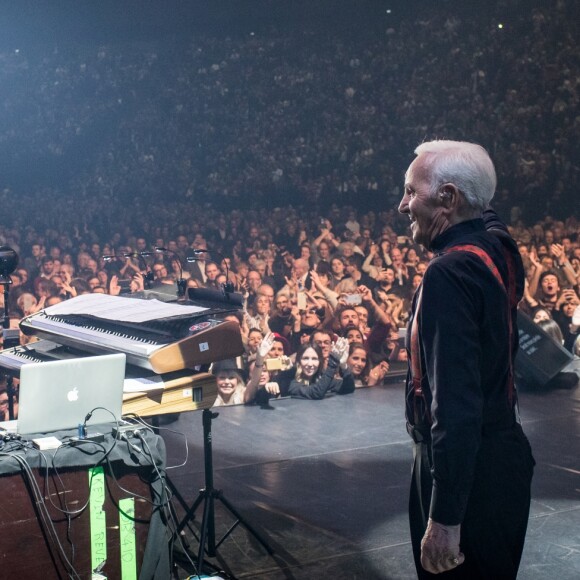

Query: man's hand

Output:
[420, 518, 465, 574]
[357, 284, 372, 303]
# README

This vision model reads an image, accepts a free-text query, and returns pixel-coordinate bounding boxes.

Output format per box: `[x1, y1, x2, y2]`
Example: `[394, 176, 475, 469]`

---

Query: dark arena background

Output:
[0, 1, 578, 579]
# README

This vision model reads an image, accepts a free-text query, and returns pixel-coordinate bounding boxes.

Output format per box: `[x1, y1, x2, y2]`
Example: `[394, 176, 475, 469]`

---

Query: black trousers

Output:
[409, 424, 535, 579]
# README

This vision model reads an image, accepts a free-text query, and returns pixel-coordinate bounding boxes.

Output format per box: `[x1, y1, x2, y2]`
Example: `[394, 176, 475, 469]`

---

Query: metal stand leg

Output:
[175, 409, 274, 574]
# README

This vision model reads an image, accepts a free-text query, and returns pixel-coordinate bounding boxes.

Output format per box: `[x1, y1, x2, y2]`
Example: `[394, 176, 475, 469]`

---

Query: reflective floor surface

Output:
[162, 364, 580, 580]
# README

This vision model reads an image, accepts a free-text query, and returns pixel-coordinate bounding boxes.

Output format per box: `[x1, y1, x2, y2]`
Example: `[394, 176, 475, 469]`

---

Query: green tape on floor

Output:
[89, 466, 107, 575]
[119, 498, 137, 580]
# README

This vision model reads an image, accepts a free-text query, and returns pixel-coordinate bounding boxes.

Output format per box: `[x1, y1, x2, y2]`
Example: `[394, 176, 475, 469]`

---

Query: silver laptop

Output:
[16, 353, 126, 436]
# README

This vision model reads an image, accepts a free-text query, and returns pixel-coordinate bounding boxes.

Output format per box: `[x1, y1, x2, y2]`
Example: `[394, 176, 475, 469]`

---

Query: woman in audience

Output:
[329, 257, 348, 290]
[212, 360, 250, 407]
[287, 337, 354, 399]
[347, 342, 390, 387]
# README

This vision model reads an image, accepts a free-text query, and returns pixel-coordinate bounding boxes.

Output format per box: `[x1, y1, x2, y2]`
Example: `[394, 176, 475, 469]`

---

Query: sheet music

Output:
[44, 293, 208, 323]
[123, 375, 166, 393]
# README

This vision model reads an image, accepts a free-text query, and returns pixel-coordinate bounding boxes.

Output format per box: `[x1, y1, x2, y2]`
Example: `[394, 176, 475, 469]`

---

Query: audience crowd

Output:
[1, 201, 578, 410]
[0, 0, 579, 410]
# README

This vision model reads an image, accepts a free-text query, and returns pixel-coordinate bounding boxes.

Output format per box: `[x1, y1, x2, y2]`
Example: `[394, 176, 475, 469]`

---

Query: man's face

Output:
[258, 286, 274, 303]
[313, 332, 332, 359]
[177, 236, 189, 249]
[355, 306, 369, 327]
[341, 243, 354, 258]
[391, 249, 403, 265]
[399, 155, 447, 249]
[380, 269, 395, 285]
[293, 259, 309, 279]
[153, 264, 167, 279]
[275, 295, 290, 314]
[339, 309, 360, 330]
[42, 260, 54, 275]
[541, 274, 559, 297]
[255, 295, 270, 314]
[319, 243, 330, 259]
[248, 271, 261, 291]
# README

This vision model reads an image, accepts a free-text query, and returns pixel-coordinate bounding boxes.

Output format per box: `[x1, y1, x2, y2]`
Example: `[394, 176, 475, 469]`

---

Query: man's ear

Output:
[438, 183, 457, 203]
[439, 183, 465, 216]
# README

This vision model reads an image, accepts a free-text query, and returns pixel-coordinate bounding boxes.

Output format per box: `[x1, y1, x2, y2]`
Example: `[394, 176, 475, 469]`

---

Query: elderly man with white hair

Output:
[399, 141, 534, 579]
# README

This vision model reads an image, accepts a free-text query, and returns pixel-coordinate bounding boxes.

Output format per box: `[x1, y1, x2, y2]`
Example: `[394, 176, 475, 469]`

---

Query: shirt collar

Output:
[430, 218, 486, 253]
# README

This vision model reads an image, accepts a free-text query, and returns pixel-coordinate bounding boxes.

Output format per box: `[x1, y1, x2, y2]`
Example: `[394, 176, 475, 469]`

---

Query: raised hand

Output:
[331, 336, 350, 366]
[258, 331, 276, 359]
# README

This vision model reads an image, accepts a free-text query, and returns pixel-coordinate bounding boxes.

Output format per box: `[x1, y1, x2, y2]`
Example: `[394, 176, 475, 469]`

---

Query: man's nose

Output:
[398, 194, 409, 214]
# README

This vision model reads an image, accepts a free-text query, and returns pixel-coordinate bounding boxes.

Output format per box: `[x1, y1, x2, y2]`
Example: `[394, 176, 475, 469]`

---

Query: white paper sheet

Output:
[44, 293, 207, 323]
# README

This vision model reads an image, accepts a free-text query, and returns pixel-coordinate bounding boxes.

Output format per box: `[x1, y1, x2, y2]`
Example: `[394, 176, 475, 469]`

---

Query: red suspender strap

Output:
[409, 243, 516, 426]
[410, 284, 431, 425]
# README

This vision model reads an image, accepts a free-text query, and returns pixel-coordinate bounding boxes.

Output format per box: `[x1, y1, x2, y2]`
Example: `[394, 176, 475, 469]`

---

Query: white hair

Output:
[414, 140, 497, 210]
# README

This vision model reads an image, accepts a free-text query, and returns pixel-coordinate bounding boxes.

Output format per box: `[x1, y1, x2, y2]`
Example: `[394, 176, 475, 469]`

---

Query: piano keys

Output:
[0, 340, 218, 416]
[19, 293, 244, 373]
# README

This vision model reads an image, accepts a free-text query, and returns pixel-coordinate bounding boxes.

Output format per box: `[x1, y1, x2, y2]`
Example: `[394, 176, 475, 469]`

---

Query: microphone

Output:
[102, 253, 154, 288]
[187, 248, 234, 294]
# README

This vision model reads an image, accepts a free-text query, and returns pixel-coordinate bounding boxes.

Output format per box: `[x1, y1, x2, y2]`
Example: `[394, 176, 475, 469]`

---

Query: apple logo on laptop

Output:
[67, 387, 79, 402]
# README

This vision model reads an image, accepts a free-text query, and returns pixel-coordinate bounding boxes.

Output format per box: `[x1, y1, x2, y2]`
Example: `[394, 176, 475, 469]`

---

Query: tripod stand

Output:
[176, 409, 274, 574]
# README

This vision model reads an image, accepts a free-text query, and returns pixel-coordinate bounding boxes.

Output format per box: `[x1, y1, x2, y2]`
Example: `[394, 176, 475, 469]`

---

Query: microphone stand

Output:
[102, 252, 155, 290]
[154, 247, 187, 298]
[187, 248, 235, 295]
[124, 252, 155, 289]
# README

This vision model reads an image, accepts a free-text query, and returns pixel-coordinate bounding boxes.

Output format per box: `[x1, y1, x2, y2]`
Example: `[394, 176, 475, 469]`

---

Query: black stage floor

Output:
[162, 365, 580, 580]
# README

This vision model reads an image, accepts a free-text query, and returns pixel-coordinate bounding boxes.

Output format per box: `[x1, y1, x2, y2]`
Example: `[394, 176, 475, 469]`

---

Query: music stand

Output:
[176, 409, 274, 574]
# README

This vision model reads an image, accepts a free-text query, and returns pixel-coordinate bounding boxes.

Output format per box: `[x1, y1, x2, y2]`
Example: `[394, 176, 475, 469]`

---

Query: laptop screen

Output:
[16, 353, 126, 436]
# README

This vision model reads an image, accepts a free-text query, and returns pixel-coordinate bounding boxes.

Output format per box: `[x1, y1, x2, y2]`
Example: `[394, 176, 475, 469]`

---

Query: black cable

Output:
[122, 413, 190, 470]
[0, 451, 82, 579]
